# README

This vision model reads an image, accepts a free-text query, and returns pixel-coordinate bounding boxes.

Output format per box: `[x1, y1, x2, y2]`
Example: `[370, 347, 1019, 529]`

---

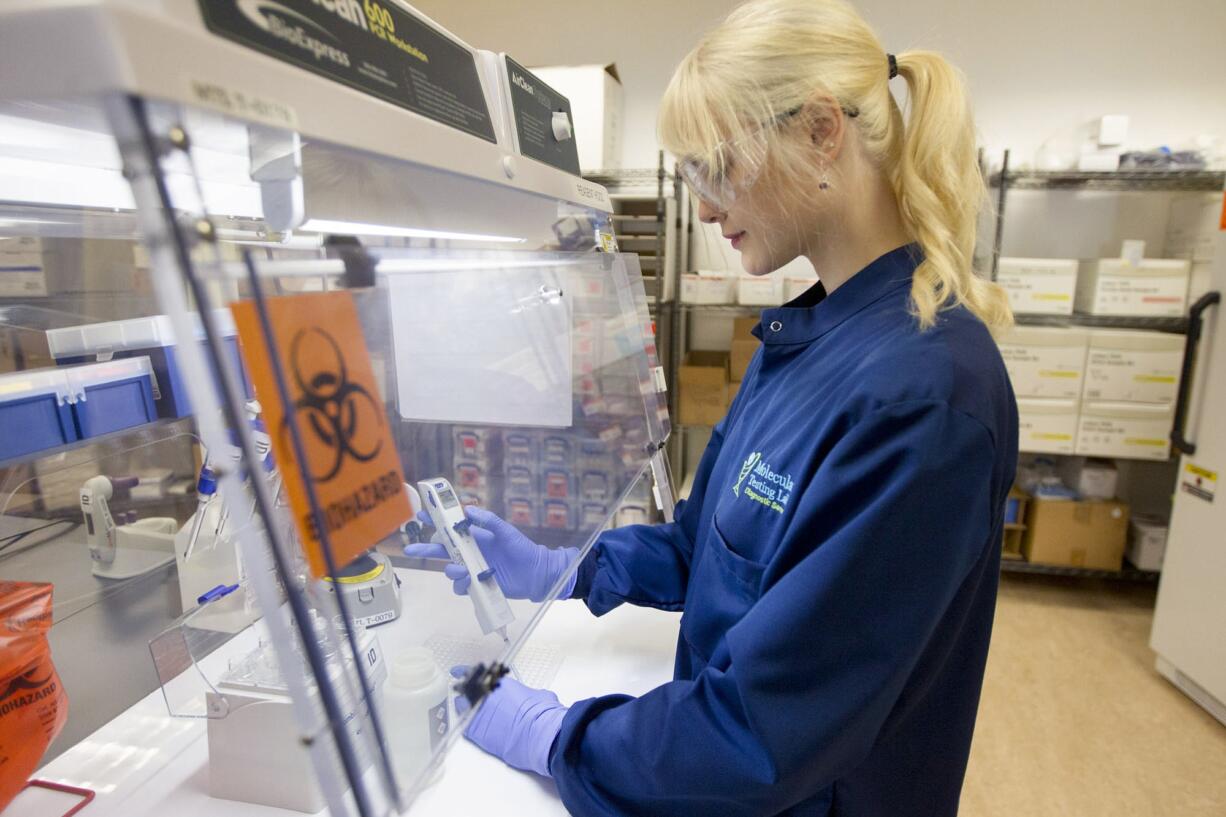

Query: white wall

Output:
[414, 0, 1226, 170]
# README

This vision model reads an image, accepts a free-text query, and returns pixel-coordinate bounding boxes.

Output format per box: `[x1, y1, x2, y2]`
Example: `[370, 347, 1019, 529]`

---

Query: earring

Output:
[819, 172, 830, 191]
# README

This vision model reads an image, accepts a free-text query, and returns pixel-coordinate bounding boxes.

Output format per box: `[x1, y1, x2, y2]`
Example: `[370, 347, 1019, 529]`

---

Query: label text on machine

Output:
[199, 0, 495, 141]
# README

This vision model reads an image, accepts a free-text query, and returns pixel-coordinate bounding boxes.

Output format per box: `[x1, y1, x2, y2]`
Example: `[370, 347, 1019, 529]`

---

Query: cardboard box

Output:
[997, 258, 1078, 316]
[1126, 514, 1168, 571]
[1082, 329, 1183, 405]
[737, 275, 783, 306]
[680, 271, 735, 304]
[529, 64, 622, 172]
[1023, 499, 1130, 570]
[998, 326, 1088, 399]
[678, 351, 729, 427]
[1017, 397, 1079, 454]
[1076, 401, 1173, 461]
[1002, 528, 1025, 559]
[730, 316, 759, 382]
[1075, 258, 1190, 317]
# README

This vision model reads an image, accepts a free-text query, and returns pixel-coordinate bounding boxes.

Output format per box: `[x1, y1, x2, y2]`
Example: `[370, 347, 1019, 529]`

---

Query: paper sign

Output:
[1181, 462, 1217, 504]
[232, 292, 409, 578]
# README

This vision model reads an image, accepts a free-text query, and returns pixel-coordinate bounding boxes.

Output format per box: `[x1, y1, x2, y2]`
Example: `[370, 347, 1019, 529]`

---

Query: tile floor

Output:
[961, 574, 1226, 816]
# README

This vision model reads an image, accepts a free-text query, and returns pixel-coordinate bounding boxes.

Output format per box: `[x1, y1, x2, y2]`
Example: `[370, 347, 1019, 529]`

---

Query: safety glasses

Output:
[678, 106, 803, 211]
[679, 104, 858, 211]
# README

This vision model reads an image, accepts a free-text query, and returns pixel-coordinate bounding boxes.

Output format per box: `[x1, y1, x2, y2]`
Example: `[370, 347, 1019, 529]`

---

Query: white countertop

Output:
[8, 568, 681, 817]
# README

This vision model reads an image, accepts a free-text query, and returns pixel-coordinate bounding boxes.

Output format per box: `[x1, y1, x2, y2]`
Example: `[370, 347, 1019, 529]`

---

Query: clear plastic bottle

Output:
[384, 647, 449, 790]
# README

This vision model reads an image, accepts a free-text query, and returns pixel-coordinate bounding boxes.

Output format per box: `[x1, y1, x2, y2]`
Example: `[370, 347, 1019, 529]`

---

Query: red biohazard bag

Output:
[0, 582, 68, 811]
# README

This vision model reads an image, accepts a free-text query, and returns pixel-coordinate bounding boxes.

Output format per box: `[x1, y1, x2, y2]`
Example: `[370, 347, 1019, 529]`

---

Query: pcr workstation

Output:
[0, 1, 675, 814]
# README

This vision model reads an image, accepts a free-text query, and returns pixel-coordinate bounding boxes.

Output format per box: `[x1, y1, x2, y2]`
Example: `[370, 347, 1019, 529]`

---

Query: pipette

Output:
[414, 478, 516, 643]
[183, 465, 218, 561]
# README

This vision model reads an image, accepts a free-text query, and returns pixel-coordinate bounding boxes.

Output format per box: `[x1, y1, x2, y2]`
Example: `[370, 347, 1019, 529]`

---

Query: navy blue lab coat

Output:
[551, 244, 1019, 816]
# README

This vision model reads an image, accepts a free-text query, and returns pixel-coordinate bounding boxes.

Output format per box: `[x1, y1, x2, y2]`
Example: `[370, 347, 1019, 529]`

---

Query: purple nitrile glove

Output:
[403, 506, 578, 602]
[451, 667, 568, 778]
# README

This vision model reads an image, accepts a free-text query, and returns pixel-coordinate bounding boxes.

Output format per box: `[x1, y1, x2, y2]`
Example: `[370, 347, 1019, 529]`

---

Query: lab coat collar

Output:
[752, 243, 922, 346]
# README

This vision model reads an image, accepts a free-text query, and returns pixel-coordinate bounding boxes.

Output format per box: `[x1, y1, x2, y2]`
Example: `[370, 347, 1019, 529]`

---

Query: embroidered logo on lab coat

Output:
[733, 453, 794, 514]
[733, 452, 761, 496]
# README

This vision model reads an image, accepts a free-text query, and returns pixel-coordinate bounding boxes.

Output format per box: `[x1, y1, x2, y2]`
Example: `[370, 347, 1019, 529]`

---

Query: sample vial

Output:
[384, 647, 449, 790]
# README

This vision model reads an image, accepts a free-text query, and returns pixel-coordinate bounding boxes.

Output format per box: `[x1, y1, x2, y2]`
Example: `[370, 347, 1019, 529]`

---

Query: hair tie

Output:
[887, 53, 898, 80]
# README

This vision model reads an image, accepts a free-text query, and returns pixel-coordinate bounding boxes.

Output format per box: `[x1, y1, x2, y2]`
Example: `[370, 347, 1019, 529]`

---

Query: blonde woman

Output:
[408, 1, 1019, 813]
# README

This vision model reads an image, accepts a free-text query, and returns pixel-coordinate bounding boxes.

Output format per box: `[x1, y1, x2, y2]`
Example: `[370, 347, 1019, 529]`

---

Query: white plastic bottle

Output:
[383, 647, 450, 790]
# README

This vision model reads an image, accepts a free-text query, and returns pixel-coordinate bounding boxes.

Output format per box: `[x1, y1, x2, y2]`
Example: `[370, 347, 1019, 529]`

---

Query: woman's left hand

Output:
[454, 668, 569, 778]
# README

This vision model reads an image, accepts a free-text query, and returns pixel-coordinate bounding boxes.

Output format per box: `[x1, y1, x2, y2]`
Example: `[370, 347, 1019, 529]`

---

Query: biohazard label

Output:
[232, 291, 410, 578]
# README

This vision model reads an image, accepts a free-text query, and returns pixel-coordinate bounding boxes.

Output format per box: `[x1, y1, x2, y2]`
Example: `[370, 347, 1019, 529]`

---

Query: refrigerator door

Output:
[1150, 204, 1226, 726]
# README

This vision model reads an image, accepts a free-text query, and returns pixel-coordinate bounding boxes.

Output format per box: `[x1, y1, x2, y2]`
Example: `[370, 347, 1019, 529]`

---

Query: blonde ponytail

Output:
[893, 51, 1013, 334]
[659, 0, 1013, 335]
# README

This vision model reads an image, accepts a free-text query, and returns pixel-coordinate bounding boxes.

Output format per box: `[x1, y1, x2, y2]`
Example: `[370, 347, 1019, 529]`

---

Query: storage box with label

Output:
[1059, 458, 1118, 500]
[1082, 329, 1183, 405]
[680, 271, 735, 305]
[1023, 499, 1130, 570]
[1074, 258, 1190, 317]
[1075, 401, 1173, 460]
[678, 351, 729, 427]
[529, 63, 622, 172]
[0, 237, 142, 298]
[1126, 514, 1168, 571]
[996, 258, 1078, 316]
[998, 326, 1088, 398]
[0, 236, 51, 297]
[737, 275, 784, 306]
[730, 316, 760, 383]
[1017, 397, 1079, 454]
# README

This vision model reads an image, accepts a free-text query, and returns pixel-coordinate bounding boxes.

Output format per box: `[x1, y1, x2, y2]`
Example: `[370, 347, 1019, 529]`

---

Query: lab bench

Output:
[8, 567, 680, 817]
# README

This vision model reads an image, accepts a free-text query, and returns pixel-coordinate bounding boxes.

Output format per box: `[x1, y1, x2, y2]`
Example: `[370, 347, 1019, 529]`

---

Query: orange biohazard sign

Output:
[232, 292, 410, 578]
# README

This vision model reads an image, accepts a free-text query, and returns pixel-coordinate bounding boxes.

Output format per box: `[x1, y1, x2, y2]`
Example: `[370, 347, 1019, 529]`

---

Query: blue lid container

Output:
[65, 357, 158, 438]
[47, 311, 248, 419]
[0, 367, 78, 462]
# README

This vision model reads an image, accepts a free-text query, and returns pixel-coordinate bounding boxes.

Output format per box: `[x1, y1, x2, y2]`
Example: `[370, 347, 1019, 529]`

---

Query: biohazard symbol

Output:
[0, 668, 51, 703]
[286, 327, 383, 483]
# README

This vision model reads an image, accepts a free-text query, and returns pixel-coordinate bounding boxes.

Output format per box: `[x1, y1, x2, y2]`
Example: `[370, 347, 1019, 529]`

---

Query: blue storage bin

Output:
[0, 368, 78, 462]
[66, 357, 158, 438]
[1005, 496, 1021, 525]
[47, 311, 248, 419]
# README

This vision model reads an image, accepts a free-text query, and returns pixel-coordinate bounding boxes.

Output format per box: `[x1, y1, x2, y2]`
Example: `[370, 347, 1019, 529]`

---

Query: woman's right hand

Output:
[403, 506, 579, 602]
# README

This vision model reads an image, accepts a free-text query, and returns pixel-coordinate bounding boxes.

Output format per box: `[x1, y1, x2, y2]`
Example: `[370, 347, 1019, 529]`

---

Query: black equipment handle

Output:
[1171, 291, 1222, 457]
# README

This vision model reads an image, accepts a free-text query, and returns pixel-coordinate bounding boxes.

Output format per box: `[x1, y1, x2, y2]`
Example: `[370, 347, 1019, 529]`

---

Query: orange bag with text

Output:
[0, 582, 68, 811]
